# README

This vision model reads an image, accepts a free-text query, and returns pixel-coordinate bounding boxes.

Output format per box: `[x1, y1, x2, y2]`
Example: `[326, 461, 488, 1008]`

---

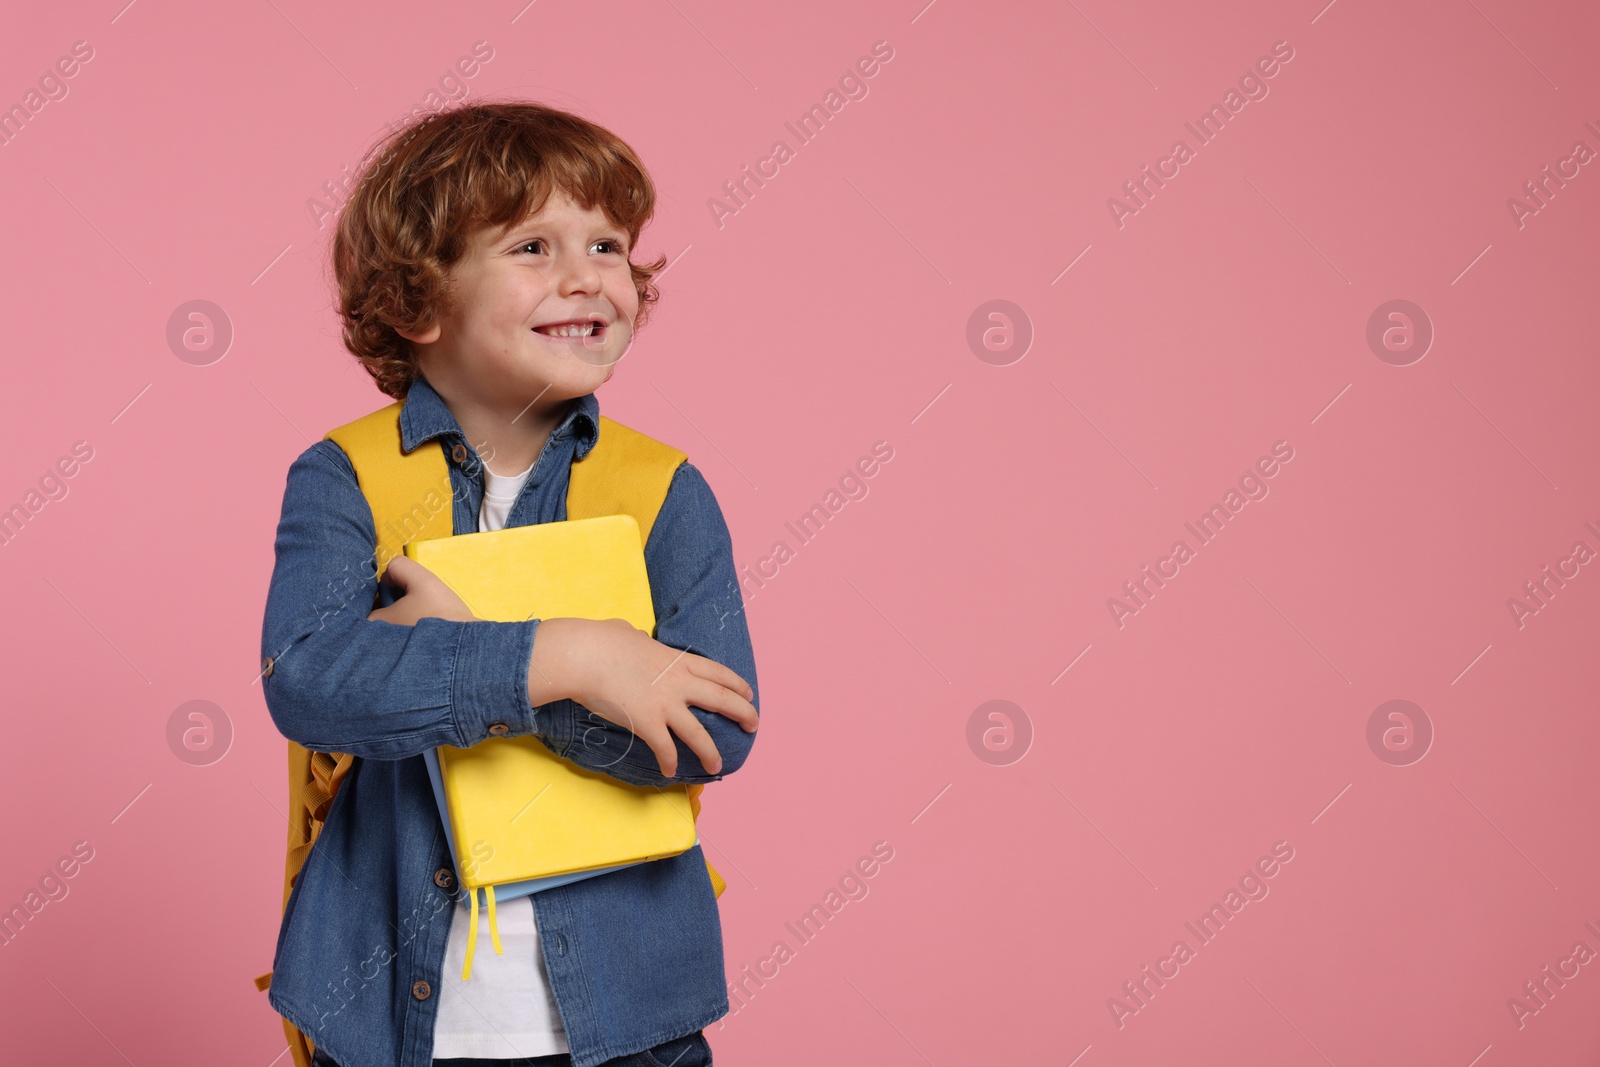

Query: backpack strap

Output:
[325, 401, 456, 573]
[569, 416, 725, 898]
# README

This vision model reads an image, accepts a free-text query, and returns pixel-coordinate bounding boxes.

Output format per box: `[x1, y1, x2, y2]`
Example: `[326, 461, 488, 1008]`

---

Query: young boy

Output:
[260, 102, 760, 1067]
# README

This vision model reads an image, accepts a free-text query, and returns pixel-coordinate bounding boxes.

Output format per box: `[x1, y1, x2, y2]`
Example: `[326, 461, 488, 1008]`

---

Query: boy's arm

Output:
[260, 441, 543, 760]
[530, 461, 761, 788]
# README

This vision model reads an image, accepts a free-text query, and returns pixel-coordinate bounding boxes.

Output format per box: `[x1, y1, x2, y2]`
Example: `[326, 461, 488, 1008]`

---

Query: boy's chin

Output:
[566, 340, 627, 370]
[515, 365, 611, 402]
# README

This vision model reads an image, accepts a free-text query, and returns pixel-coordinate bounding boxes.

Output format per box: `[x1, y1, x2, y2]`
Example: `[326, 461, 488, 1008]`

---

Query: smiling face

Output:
[403, 189, 641, 417]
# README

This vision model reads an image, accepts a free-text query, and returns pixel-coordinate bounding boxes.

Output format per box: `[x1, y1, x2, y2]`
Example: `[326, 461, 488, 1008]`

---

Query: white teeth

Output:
[539, 322, 597, 338]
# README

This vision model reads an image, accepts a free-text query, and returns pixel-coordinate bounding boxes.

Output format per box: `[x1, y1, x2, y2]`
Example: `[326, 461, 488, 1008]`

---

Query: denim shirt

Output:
[260, 376, 759, 1067]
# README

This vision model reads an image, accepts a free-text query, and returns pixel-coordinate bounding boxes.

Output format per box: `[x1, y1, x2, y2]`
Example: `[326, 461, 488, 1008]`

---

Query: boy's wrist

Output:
[526, 617, 589, 708]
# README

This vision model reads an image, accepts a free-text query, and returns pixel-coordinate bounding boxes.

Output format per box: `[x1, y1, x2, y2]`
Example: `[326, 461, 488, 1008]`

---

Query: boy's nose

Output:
[549, 253, 601, 294]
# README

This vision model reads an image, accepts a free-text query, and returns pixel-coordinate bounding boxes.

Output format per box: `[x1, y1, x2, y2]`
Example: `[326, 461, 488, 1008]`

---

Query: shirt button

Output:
[487, 722, 510, 737]
[556, 934, 567, 957]
[433, 867, 455, 890]
[261, 656, 275, 679]
[451, 443, 468, 464]
[411, 980, 432, 1001]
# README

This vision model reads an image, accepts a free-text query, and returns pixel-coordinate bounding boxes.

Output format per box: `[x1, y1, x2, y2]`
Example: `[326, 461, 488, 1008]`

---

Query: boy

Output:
[260, 102, 760, 1067]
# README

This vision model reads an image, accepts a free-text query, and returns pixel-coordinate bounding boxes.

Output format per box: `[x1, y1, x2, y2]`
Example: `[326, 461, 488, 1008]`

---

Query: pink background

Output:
[2, 0, 1598, 1063]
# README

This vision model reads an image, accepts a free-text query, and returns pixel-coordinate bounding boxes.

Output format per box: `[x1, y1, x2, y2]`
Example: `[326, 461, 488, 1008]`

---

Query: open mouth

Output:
[532, 317, 607, 342]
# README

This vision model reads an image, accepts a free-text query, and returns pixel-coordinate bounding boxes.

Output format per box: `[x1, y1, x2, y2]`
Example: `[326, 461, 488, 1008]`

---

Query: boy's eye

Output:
[515, 238, 626, 255]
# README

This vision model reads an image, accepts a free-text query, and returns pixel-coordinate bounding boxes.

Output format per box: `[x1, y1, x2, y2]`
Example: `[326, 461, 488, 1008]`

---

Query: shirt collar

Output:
[399, 375, 601, 461]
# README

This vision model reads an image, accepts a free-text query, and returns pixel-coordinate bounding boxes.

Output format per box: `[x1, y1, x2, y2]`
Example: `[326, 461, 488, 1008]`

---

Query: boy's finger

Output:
[642, 725, 678, 778]
[684, 654, 754, 701]
[686, 679, 759, 732]
[670, 707, 724, 774]
[380, 556, 418, 592]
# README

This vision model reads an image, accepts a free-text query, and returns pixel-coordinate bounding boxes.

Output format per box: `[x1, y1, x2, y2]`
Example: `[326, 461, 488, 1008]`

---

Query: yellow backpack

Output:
[254, 401, 725, 1067]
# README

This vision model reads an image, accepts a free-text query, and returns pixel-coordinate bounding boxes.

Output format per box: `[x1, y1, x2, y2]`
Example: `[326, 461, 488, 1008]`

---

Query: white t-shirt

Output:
[432, 457, 570, 1058]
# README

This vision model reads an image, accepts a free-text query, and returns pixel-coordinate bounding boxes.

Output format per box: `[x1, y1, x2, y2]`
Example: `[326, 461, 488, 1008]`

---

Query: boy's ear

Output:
[396, 321, 442, 344]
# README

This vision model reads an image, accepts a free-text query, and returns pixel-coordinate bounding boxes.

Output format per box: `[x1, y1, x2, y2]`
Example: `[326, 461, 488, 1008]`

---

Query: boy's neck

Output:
[425, 377, 577, 477]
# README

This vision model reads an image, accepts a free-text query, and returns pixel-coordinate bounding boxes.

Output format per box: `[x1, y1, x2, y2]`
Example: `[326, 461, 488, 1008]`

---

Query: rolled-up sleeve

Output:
[260, 440, 541, 759]
[535, 461, 761, 787]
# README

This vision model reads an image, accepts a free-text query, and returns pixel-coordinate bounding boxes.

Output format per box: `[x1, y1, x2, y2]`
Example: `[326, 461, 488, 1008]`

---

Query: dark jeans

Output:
[310, 1030, 712, 1067]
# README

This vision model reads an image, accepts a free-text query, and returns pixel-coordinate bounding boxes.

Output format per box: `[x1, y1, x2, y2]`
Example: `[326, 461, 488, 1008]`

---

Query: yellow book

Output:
[404, 514, 698, 977]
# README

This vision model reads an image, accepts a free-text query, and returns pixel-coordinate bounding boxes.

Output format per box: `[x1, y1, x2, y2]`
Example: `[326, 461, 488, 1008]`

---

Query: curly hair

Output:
[331, 101, 668, 398]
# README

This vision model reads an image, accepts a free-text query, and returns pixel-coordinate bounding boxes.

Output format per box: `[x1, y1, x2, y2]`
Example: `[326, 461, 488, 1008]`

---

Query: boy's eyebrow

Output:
[497, 219, 630, 247]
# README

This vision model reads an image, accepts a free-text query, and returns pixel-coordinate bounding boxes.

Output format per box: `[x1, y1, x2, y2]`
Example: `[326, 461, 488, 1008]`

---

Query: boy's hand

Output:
[528, 617, 758, 778]
[366, 557, 477, 626]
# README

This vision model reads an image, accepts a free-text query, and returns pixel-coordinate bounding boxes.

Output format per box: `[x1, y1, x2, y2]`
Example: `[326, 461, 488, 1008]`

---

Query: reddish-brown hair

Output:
[332, 101, 667, 398]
